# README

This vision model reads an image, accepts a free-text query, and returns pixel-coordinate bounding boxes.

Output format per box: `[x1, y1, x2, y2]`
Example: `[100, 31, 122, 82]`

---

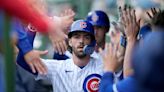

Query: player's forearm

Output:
[99, 72, 114, 92]
[123, 38, 136, 78]
[12, 18, 33, 55]
[17, 38, 33, 55]
[16, 52, 38, 75]
[1, 0, 48, 33]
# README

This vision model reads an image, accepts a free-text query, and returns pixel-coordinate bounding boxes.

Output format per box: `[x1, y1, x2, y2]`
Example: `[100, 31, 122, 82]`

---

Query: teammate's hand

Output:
[146, 8, 161, 20]
[119, 6, 141, 41]
[59, 9, 75, 34]
[99, 43, 121, 72]
[24, 50, 48, 74]
[48, 9, 75, 55]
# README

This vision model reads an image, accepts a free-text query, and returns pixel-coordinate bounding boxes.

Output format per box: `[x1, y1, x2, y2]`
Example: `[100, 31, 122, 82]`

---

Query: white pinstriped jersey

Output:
[37, 57, 103, 92]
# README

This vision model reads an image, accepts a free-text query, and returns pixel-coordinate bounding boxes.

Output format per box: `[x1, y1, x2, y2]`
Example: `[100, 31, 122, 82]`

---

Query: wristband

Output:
[120, 35, 127, 48]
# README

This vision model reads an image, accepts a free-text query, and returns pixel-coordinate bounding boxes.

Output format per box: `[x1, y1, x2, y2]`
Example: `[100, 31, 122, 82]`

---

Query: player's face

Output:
[94, 26, 107, 45]
[69, 31, 92, 58]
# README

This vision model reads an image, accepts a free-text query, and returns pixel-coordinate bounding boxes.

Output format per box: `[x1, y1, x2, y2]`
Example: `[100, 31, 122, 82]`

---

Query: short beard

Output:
[76, 53, 86, 58]
[72, 48, 87, 58]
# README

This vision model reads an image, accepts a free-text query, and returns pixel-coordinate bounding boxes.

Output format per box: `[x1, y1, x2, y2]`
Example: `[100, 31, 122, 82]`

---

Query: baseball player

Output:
[86, 10, 110, 52]
[17, 20, 104, 92]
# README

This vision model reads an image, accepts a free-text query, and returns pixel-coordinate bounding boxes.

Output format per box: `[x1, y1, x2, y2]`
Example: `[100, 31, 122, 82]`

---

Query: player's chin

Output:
[75, 50, 84, 54]
[96, 39, 102, 43]
[77, 53, 86, 58]
[77, 51, 84, 55]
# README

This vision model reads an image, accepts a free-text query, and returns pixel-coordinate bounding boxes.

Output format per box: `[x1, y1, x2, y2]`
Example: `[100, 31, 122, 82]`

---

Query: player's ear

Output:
[68, 39, 72, 47]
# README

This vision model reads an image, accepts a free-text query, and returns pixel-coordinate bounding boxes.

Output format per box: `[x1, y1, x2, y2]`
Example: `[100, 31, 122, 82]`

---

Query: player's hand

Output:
[99, 43, 121, 72]
[24, 50, 48, 74]
[117, 47, 125, 63]
[48, 9, 75, 55]
[48, 26, 68, 55]
[146, 8, 161, 20]
[59, 9, 75, 34]
[119, 5, 141, 41]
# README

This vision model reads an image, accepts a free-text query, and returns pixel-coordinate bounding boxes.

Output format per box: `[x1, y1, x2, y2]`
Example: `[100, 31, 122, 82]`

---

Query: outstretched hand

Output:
[49, 9, 75, 55]
[24, 50, 48, 74]
[146, 8, 161, 20]
[99, 43, 122, 72]
[119, 5, 141, 41]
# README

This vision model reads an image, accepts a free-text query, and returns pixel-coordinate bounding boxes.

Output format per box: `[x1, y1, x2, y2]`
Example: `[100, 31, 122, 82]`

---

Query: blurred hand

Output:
[119, 6, 141, 40]
[24, 50, 48, 74]
[146, 8, 161, 20]
[117, 47, 125, 63]
[59, 9, 75, 33]
[99, 43, 121, 72]
[49, 9, 75, 55]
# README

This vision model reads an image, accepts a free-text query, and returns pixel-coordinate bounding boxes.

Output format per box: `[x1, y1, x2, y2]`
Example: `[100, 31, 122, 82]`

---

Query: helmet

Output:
[68, 20, 96, 55]
[86, 10, 110, 29]
[68, 20, 95, 40]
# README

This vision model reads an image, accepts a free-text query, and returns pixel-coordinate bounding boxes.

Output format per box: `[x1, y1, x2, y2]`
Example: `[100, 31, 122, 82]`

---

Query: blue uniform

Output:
[13, 19, 36, 75]
[12, 19, 37, 92]
[100, 72, 138, 92]
[100, 32, 164, 92]
[14, 19, 53, 92]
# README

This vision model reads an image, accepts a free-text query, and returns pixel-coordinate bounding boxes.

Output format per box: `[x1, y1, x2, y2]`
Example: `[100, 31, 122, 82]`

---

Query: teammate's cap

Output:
[86, 10, 110, 28]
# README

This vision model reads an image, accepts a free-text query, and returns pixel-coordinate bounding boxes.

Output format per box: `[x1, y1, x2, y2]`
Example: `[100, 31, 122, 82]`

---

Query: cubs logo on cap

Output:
[68, 20, 95, 39]
[83, 74, 101, 92]
[91, 12, 98, 22]
[80, 22, 87, 28]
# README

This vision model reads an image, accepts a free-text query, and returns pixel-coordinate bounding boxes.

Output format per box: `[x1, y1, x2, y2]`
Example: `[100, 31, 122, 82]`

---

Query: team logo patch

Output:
[80, 22, 87, 28]
[83, 74, 101, 92]
[91, 13, 98, 22]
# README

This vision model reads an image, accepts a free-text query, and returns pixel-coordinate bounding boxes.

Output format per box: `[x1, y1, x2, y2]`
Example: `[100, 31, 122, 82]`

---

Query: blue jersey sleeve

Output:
[99, 72, 114, 92]
[12, 18, 33, 55]
[99, 72, 137, 92]
[16, 29, 37, 75]
[116, 76, 137, 92]
[13, 19, 37, 75]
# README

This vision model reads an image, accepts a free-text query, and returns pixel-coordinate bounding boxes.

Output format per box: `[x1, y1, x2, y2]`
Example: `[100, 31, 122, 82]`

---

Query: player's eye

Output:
[73, 35, 80, 39]
[85, 35, 91, 40]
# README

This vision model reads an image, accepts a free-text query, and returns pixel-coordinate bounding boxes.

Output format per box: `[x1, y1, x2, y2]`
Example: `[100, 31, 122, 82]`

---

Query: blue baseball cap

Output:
[68, 20, 95, 40]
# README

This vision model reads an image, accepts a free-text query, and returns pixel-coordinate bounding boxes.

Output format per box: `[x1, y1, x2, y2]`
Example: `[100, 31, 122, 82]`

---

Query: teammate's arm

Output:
[13, 18, 47, 74]
[12, 18, 33, 55]
[119, 6, 141, 78]
[100, 72, 137, 92]
[99, 42, 137, 92]
[0, 0, 48, 33]
[0, 0, 75, 55]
